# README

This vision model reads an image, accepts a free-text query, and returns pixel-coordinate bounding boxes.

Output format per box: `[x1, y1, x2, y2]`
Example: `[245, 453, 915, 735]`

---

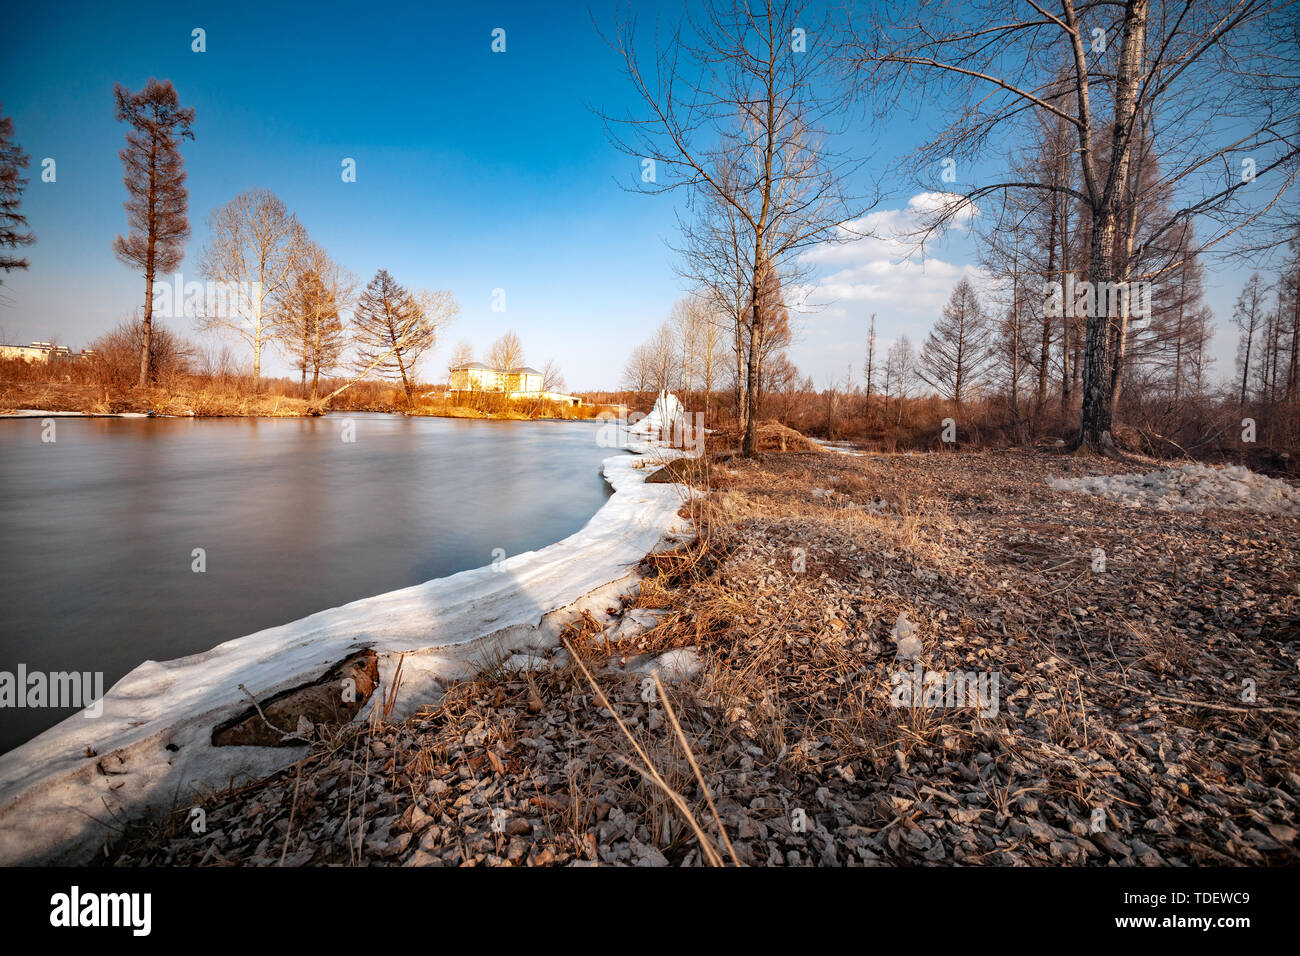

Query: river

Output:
[0, 413, 617, 753]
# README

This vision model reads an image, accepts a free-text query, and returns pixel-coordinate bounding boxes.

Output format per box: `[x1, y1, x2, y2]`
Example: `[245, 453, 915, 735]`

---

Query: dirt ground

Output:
[108, 441, 1300, 866]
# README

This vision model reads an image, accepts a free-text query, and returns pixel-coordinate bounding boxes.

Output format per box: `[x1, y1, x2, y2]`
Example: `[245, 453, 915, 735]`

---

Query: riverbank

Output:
[105, 440, 1299, 866]
[0, 441, 694, 864]
[0, 381, 311, 417]
[0, 381, 605, 421]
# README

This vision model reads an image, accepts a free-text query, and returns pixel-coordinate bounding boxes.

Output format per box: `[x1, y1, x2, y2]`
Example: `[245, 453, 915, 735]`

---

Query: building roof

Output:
[510, 366, 542, 375]
[451, 362, 492, 370]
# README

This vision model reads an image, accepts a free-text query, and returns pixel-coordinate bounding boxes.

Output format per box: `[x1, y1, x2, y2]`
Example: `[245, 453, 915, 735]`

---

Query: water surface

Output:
[0, 414, 616, 753]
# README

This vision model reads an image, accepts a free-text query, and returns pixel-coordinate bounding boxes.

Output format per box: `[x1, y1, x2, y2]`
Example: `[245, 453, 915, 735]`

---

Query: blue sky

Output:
[0, 0, 1271, 390]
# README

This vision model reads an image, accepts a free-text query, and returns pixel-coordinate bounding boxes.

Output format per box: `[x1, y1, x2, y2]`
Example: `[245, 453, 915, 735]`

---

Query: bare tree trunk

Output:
[1289, 280, 1299, 401]
[1080, 216, 1120, 450]
[1010, 283, 1020, 423]
[252, 306, 262, 392]
[137, 137, 158, 389]
[1060, 195, 1073, 411]
[1108, 107, 1147, 415]
[397, 353, 412, 403]
[743, 283, 761, 457]
[138, 271, 154, 387]
[733, 324, 745, 435]
[866, 312, 876, 416]
[1078, 0, 1148, 452]
[1242, 317, 1253, 408]
[1038, 196, 1056, 418]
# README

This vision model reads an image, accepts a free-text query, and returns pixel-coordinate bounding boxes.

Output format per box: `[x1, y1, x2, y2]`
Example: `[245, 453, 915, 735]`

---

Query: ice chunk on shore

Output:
[629, 391, 687, 439]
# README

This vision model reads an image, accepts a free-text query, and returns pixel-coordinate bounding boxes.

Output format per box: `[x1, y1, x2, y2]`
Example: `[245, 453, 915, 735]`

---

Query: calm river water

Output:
[0, 414, 617, 753]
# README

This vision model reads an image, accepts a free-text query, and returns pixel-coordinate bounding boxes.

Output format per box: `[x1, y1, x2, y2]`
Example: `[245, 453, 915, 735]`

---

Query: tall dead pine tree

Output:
[0, 102, 34, 281]
[111, 79, 195, 387]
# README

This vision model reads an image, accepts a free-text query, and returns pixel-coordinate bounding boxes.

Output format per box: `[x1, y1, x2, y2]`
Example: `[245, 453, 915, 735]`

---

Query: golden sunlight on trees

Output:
[199, 189, 307, 391]
[111, 78, 194, 388]
[348, 270, 458, 405]
[602, 0, 872, 456]
[0, 101, 34, 282]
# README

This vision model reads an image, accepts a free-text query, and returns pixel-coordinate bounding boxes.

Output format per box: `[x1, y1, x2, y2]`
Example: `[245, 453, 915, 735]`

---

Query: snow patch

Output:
[1047, 463, 1300, 515]
[635, 647, 703, 683]
[811, 438, 865, 457]
[628, 391, 686, 440]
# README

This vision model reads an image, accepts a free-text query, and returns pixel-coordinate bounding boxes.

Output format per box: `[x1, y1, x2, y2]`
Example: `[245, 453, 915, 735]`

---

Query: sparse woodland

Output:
[606, 0, 1299, 471]
[2, 1, 1296, 449]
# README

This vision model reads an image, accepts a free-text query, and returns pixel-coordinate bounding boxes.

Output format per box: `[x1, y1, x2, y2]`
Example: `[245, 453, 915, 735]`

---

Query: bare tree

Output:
[645, 321, 681, 395]
[864, 313, 877, 409]
[414, 289, 459, 353]
[1139, 221, 1212, 401]
[884, 335, 917, 424]
[676, 162, 759, 431]
[979, 191, 1036, 422]
[670, 295, 705, 397]
[849, 0, 1300, 452]
[1257, 292, 1284, 402]
[277, 240, 355, 399]
[487, 330, 525, 373]
[542, 358, 566, 393]
[919, 278, 994, 407]
[199, 189, 306, 390]
[111, 79, 195, 387]
[622, 342, 653, 393]
[0, 101, 34, 283]
[447, 339, 475, 382]
[697, 293, 727, 424]
[601, 0, 872, 455]
[1234, 272, 1267, 406]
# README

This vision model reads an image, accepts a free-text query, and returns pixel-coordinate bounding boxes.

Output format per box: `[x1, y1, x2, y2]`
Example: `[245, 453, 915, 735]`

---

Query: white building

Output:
[446, 363, 580, 406]
[0, 342, 80, 362]
[448, 363, 543, 394]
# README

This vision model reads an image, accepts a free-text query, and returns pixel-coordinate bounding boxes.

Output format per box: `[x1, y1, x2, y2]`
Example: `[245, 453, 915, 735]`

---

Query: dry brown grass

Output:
[710, 418, 819, 453]
[0, 380, 311, 417]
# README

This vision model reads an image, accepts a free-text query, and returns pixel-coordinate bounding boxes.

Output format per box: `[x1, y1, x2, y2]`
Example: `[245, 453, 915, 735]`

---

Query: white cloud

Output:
[796, 193, 982, 316]
[785, 193, 983, 384]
